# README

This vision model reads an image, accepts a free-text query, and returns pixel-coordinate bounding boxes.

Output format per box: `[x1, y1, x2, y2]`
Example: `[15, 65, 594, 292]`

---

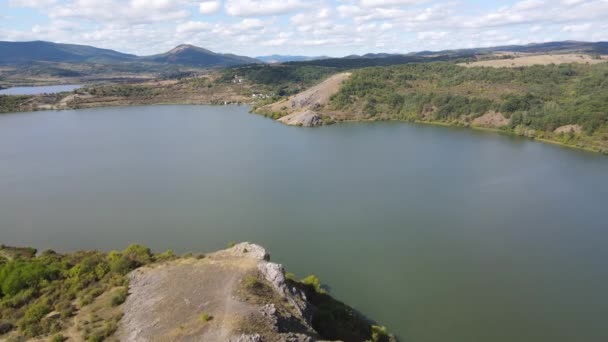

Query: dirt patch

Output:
[554, 124, 582, 134]
[460, 54, 607, 68]
[472, 111, 509, 128]
[267, 73, 351, 115]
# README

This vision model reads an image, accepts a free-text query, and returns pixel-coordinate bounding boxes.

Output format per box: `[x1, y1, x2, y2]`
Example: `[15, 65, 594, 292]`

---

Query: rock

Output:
[278, 110, 323, 127]
[225, 242, 270, 261]
[231, 334, 262, 342]
[257, 262, 312, 322]
[554, 124, 582, 134]
[44, 311, 61, 320]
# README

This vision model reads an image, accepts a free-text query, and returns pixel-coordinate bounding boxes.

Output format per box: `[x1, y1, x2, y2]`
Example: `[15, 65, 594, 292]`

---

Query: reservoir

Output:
[1, 105, 607, 342]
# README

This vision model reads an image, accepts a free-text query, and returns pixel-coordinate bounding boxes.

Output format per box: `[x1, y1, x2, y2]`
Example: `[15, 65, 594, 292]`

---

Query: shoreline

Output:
[318, 116, 606, 155]
[2, 98, 605, 155]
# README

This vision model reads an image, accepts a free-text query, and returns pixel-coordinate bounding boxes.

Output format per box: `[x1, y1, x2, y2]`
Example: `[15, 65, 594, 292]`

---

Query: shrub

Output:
[200, 312, 213, 323]
[0, 320, 14, 334]
[121, 244, 152, 267]
[301, 275, 325, 294]
[154, 250, 176, 262]
[370, 325, 397, 342]
[50, 334, 66, 342]
[110, 287, 128, 307]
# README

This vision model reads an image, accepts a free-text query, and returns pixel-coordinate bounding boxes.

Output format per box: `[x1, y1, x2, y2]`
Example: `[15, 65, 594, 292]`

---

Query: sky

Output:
[0, 0, 607, 57]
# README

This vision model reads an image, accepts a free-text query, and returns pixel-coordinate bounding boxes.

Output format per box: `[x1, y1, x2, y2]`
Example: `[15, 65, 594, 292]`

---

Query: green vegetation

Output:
[221, 64, 338, 96]
[0, 244, 159, 340]
[330, 62, 608, 153]
[84, 85, 161, 99]
[199, 312, 213, 323]
[110, 287, 128, 307]
[300, 274, 325, 294]
[0, 95, 32, 113]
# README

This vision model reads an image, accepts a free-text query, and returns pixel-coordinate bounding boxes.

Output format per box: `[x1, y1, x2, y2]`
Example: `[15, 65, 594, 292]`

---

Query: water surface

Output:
[1, 105, 607, 342]
[0, 84, 81, 95]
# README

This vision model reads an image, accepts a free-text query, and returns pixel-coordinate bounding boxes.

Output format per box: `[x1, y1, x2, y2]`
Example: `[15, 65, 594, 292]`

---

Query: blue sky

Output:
[1, 0, 607, 57]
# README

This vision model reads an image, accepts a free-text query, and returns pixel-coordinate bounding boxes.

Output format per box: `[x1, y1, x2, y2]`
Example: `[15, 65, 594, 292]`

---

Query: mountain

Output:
[256, 55, 328, 63]
[142, 44, 259, 67]
[0, 41, 137, 64]
[0, 41, 260, 67]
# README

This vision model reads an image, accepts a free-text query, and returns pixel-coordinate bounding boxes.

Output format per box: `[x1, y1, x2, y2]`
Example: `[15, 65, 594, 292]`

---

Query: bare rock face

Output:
[278, 110, 323, 127]
[215, 242, 270, 260]
[257, 260, 312, 322]
[231, 334, 262, 342]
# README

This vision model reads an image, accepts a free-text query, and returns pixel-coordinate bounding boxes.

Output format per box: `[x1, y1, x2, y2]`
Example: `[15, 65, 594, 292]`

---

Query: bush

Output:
[110, 287, 128, 307]
[0, 320, 14, 334]
[51, 334, 66, 342]
[154, 249, 176, 262]
[121, 244, 152, 267]
[18, 300, 51, 336]
[301, 275, 325, 294]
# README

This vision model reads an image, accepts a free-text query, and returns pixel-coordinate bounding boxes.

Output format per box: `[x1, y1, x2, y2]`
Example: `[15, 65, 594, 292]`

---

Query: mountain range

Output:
[0, 41, 259, 67]
[1, 40, 607, 68]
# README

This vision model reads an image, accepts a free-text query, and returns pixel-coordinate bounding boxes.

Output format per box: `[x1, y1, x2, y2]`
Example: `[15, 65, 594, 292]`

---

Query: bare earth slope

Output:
[260, 73, 351, 127]
[117, 243, 319, 342]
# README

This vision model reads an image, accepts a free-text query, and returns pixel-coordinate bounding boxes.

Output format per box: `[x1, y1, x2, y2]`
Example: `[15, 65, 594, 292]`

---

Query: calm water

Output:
[1, 105, 608, 342]
[0, 84, 81, 95]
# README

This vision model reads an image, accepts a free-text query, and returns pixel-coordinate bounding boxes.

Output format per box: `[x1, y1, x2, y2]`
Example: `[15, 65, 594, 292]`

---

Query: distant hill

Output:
[412, 41, 608, 56]
[0, 41, 137, 64]
[256, 55, 328, 63]
[144, 44, 260, 67]
[290, 41, 607, 69]
[0, 41, 259, 67]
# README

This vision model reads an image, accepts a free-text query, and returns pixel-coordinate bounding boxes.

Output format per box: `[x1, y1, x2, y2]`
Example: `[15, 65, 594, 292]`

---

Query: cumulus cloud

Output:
[562, 23, 592, 32]
[4, 0, 608, 56]
[224, 0, 308, 16]
[176, 21, 213, 33]
[200, 1, 221, 14]
[360, 0, 428, 8]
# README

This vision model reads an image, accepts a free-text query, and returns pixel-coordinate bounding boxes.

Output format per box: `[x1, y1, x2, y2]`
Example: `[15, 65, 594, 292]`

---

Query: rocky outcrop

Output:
[277, 110, 323, 127]
[472, 111, 509, 128]
[118, 243, 321, 341]
[554, 124, 582, 134]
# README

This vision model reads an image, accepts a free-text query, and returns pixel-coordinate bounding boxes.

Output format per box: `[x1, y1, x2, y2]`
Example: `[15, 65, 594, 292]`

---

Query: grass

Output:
[199, 312, 213, 323]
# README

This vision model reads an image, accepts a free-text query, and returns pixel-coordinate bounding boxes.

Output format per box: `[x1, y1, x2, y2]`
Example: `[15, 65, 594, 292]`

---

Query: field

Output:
[461, 54, 607, 68]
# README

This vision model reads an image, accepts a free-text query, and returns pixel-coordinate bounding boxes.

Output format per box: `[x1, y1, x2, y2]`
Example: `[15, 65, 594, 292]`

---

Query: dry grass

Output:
[460, 54, 607, 68]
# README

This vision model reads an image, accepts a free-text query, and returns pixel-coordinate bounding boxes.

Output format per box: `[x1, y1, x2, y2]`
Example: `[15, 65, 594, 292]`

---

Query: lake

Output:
[0, 84, 82, 95]
[1, 105, 607, 342]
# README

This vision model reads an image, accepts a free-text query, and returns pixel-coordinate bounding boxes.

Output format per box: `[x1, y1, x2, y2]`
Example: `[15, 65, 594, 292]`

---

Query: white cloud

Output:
[225, 0, 308, 16]
[360, 0, 427, 8]
[237, 18, 264, 30]
[4, 0, 608, 57]
[417, 31, 447, 40]
[200, 1, 221, 14]
[562, 23, 591, 32]
[9, 0, 57, 7]
[176, 21, 213, 33]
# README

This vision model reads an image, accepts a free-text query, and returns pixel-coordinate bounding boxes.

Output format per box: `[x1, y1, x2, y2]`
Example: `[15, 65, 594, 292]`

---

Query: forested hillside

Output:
[329, 62, 608, 152]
